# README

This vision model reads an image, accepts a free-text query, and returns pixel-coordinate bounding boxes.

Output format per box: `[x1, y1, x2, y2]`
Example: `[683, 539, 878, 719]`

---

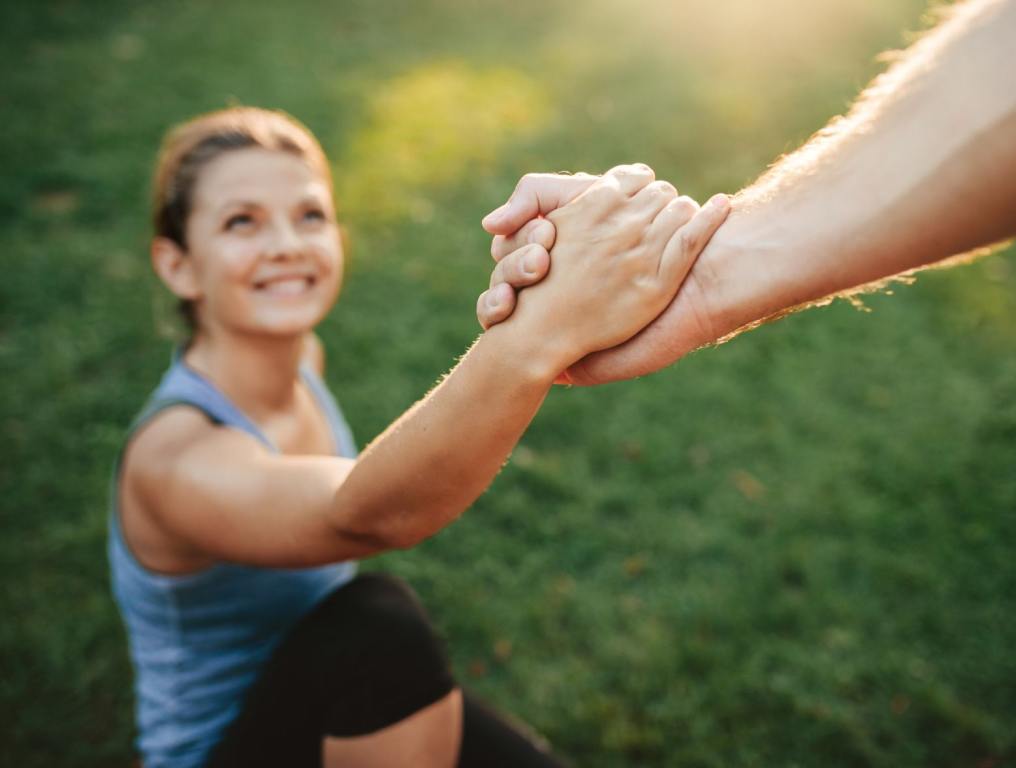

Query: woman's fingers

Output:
[477, 244, 551, 329]
[629, 180, 680, 227]
[489, 244, 550, 289]
[556, 163, 658, 223]
[476, 283, 516, 330]
[487, 164, 655, 261]
[646, 195, 699, 244]
[491, 217, 556, 262]
[482, 172, 598, 234]
[603, 163, 657, 197]
[658, 193, 731, 286]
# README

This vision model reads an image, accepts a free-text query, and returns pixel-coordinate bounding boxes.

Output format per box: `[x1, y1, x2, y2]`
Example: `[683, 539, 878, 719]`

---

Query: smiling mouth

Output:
[253, 276, 317, 295]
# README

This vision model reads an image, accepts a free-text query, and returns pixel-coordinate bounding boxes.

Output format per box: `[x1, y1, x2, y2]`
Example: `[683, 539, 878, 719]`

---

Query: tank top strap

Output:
[299, 365, 359, 459]
[144, 354, 277, 451]
[131, 352, 357, 458]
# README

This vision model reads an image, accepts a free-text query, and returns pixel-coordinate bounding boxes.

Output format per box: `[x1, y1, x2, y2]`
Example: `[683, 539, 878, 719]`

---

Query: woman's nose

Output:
[266, 220, 303, 260]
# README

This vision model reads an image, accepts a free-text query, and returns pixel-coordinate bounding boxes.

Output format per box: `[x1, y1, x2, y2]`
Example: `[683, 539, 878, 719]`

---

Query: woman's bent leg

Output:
[207, 572, 566, 767]
[206, 573, 457, 767]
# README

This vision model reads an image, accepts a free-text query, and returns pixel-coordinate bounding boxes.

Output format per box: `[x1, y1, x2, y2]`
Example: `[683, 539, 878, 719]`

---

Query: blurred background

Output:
[1, 0, 1014, 765]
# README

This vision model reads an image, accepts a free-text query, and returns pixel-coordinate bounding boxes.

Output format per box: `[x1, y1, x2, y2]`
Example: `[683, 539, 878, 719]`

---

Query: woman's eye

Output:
[225, 213, 254, 230]
[303, 209, 326, 223]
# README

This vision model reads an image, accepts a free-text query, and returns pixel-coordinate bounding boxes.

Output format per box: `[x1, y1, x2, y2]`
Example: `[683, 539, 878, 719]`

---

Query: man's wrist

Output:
[689, 197, 850, 347]
[686, 211, 787, 345]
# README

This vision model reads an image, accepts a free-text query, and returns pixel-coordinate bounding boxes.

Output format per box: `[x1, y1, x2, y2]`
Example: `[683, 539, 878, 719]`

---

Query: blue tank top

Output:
[108, 356, 358, 768]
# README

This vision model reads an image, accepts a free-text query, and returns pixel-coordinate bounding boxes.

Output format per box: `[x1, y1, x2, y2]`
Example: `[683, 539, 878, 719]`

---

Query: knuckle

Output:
[608, 163, 655, 180]
[512, 173, 538, 198]
[648, 180, 678, 198]
[675, 227, 697, 253]
[518, 217, 540, 240]
[676, 195, 699, 213]
[504, 252, 525, 282]
[587, 181, 620, 204]
[523, 244, 548, 274]
[669, 196, 698, 222]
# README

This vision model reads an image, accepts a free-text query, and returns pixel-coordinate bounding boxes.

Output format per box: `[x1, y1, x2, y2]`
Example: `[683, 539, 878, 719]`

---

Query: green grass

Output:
[2, 1, 1014, 765]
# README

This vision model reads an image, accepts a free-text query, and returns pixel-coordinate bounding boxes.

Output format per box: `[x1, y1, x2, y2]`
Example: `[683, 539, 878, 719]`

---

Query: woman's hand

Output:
[478, 173, 595, 330]
[476, 217, 555, 330]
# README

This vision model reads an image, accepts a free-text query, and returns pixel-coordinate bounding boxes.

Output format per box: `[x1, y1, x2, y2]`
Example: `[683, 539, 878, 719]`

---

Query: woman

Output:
[109, 106, 728, 767]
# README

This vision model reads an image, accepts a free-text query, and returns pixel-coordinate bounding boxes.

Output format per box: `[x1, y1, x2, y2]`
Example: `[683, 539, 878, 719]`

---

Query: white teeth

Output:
[261, 277, 309, 295]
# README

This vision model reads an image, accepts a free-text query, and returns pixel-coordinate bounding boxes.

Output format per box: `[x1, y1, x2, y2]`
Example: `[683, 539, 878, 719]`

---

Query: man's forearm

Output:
[709, 0, 1015, 314]
[573, 0, 1016, 383]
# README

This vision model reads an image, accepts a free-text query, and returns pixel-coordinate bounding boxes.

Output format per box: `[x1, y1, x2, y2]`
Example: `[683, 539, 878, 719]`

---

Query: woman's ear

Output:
[151, 237, 201, 300]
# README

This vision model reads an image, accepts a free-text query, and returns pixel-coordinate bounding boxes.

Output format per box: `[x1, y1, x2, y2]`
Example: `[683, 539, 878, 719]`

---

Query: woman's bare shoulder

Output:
[119, 405, 267, 571]
[124, 405, 262, 494]
[125, 405, 215, 472]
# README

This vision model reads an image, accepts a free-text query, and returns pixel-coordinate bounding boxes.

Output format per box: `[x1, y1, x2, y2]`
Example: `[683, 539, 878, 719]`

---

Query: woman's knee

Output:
[305, 573, 457, 736]
[316, 573, 444, 650]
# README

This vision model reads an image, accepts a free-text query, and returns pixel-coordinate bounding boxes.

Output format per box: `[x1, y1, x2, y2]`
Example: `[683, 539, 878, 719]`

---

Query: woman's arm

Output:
[127, 331, 559, 568]
[127, 166, 728, 569]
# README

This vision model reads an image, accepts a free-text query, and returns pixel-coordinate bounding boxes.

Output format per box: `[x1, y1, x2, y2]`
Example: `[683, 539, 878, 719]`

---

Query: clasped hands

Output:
[476, 164, 731, 385]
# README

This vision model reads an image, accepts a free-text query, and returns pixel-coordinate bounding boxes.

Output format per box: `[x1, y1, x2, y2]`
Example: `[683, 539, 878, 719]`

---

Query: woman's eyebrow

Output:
[215, 199, 258, 215]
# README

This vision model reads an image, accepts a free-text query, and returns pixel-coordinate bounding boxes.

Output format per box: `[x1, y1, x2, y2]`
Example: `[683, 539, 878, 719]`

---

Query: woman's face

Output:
[183, 147, 343, 338]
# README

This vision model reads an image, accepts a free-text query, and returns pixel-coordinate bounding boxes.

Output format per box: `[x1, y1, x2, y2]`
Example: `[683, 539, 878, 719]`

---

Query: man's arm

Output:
[482, 0, 1016, 384]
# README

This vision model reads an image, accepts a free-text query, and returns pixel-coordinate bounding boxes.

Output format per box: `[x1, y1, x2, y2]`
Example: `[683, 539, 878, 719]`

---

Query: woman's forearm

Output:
[328, 323, 561, 550]
[327, 166, 726, 551]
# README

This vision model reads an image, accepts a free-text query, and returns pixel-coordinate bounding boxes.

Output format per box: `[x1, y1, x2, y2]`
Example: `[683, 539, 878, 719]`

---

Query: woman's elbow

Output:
[332, 508, 426, 554]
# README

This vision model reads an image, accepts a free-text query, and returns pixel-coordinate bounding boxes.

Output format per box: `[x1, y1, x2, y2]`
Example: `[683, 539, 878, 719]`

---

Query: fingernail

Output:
[523, 248, 542, 275]
[707, 193, 730, 210]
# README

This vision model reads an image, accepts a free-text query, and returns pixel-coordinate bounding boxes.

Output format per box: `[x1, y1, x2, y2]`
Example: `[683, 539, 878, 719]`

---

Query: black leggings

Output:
[205, 572, 565, 767]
